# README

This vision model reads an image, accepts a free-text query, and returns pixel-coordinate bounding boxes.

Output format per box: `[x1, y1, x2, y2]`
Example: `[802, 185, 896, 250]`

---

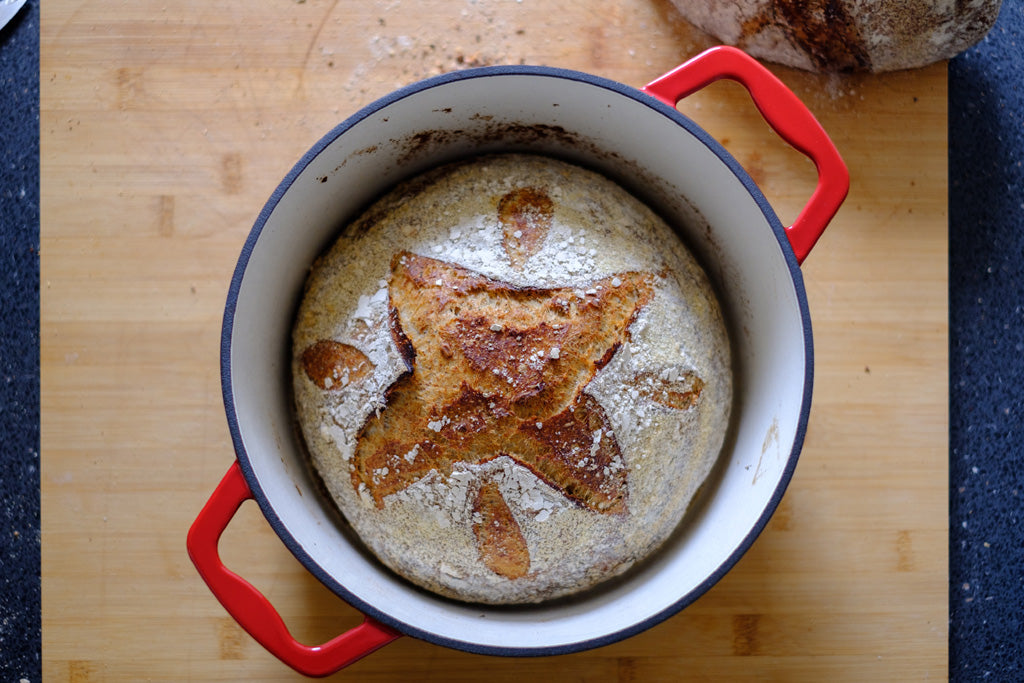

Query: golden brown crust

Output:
[499, 187, 553, 269]
[350, 252, 651, 525]
[386, 251, 654, 418]
[300, 340, 374, 390]
[474, 481, 531, 579]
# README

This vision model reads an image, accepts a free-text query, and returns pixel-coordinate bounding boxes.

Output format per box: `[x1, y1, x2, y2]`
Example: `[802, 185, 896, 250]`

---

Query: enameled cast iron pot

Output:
[187, 46, 848, 677]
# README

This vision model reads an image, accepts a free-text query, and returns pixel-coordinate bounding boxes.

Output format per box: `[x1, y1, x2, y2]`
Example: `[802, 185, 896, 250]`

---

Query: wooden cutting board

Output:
[40, 1, 948, 679]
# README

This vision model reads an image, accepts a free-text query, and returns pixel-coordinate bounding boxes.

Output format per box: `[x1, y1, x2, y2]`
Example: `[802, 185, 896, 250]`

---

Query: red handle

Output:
[187, 463, 402, 677]
[642, 46, 849, 264]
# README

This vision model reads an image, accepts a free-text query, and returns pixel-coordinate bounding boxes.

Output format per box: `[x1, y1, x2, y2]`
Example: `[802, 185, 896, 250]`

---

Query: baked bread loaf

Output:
[292, 154, 732, 604]
[670, 0, 1002, 73]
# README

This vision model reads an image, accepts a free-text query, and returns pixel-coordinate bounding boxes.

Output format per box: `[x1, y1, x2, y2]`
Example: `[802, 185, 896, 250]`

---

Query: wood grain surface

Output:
[40, 0, 948, 680]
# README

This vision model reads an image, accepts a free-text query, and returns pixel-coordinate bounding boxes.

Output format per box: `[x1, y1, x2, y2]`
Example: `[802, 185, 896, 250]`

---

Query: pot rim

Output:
[220, 63, 812, 657]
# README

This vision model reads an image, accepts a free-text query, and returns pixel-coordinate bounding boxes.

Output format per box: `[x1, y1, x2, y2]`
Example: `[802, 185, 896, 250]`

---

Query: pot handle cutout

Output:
[642, 45, 849, 264]
[187, 462, 402, 677]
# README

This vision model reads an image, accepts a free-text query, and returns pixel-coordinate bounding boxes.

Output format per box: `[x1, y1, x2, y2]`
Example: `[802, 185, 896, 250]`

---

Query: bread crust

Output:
[671, 0, 1001, 73]
[292, 154, 732, 603]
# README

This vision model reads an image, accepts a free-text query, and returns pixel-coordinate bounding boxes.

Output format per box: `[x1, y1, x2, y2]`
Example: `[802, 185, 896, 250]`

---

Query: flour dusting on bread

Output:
[292, 154, 732, 604]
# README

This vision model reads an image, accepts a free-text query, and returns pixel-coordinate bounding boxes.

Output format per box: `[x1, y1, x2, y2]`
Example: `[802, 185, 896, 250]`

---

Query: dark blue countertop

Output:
[1, 2, 1021, 680]
[948, 3, 1024, 678]
[0, 1, 39, 680]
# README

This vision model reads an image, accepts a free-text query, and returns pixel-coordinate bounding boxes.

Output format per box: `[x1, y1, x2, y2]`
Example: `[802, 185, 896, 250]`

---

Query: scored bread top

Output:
[292, 154, 731, 604]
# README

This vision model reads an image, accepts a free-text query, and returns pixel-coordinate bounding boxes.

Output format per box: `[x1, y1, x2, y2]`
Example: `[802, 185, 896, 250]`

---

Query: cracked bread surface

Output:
[292, 154, 732, 604]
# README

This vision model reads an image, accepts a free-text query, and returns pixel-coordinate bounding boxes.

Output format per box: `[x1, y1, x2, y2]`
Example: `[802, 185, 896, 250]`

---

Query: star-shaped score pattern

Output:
[348, 250, 656, 578]
[300, 184, 709, 584]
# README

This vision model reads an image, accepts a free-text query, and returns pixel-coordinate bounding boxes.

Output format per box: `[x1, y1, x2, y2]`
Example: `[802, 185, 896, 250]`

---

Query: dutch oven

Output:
[187, 46, 848, 677]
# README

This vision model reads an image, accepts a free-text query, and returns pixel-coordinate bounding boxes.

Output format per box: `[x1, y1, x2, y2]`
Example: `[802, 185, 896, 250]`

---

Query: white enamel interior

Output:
[225, 70, 808, 653]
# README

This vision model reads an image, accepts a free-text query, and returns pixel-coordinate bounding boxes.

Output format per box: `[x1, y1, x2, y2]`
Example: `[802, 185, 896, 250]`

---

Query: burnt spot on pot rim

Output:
[315, 146, 382, 185]
[392, 122, 584, 167]
[393, 129, 466, 166]
[332, 122, 590, 185]
[481, 121, 580, 148]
